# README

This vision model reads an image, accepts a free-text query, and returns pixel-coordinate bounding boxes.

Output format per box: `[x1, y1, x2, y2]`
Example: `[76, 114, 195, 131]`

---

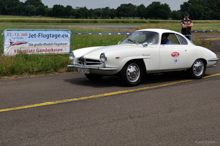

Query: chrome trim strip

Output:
[67, 65, 117, 70]
[67, 65, 97, 69]
[208, 58, 219, 62]
[85, 61, 101, 64]
[99, 68, 117, 70]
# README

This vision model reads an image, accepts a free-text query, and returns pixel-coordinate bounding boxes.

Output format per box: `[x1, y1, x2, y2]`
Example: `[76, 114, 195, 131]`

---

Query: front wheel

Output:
[85, 74, 103, 80]
[120, 61, 144, 86]
[187, 59, 206, 79]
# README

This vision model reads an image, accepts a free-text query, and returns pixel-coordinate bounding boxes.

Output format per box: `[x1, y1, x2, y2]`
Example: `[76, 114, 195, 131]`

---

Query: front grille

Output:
[85, 59, 101, 65]
[78, 57, 101, 65]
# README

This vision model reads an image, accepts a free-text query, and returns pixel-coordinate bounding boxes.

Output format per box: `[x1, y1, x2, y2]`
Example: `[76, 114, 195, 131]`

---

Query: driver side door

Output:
[159, 33, 188, 71]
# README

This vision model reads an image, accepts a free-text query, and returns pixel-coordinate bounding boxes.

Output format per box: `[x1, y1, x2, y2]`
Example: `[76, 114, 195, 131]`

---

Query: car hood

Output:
[83, 44, 139, 56]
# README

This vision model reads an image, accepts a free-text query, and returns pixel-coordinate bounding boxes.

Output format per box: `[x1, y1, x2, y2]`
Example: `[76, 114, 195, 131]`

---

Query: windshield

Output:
[121, 31, 159, 45]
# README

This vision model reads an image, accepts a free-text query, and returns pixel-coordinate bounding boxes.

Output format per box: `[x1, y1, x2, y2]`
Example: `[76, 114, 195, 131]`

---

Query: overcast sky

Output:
[20, 0, 187, 11]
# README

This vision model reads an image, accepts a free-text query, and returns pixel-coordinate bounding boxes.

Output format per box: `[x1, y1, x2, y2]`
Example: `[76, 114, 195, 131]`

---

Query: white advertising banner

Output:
[3, 29, 71, 55]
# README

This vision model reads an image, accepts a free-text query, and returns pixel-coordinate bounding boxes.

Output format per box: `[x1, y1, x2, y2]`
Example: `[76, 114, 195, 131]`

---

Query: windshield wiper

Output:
[128, 39, 138, 45]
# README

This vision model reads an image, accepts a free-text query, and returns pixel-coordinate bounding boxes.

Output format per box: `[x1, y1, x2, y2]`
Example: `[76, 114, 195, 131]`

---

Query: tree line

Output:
[0, 0, 220, 20]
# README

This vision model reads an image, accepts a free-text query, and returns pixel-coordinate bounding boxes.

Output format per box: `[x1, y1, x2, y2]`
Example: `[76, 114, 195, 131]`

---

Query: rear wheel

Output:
[120, 61, 144, 86]
[187, 59, 206, 79]
[85, 74, 103, 80]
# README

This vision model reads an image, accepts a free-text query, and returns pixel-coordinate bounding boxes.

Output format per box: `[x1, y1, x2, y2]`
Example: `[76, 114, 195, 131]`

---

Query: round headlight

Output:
[100, 53, 107, 63]
[69, 52, 75, 60]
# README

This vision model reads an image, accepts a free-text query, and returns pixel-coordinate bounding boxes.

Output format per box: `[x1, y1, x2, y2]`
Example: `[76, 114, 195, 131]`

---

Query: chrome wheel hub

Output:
[126, 63, 140, 82]
[193, 60, 204, 76]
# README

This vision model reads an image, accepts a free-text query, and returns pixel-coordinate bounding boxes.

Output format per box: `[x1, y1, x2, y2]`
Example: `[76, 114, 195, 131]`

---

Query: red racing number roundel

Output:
[171, 52, 180, 57]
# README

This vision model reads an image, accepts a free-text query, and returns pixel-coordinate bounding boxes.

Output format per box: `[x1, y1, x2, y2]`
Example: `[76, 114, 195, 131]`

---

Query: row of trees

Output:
[0, 0, 220, 20]
[173, 0, 220, 20]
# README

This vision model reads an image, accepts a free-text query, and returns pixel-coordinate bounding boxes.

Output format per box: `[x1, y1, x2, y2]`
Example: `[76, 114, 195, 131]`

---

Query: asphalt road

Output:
[0, 33, 220, 145]
[193, 33, 220, 52]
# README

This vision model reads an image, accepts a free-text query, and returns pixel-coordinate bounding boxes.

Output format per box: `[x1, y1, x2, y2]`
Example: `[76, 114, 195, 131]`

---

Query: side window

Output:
[176, 34, 188, 45]
[161, 33, 179, 45]
[167, 33, 179, 44]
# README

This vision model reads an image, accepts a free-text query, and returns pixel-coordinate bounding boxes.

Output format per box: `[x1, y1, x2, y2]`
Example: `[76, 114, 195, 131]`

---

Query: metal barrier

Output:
[192, 30, 220, 33]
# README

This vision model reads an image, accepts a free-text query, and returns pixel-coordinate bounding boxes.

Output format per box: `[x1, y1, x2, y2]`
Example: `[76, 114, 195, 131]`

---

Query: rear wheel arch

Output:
[200, 58, 207, 66]
[189, 57, 207, 68]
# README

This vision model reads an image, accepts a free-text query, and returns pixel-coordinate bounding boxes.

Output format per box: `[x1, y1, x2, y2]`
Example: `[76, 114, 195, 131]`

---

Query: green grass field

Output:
[0, 24, 126, 77]
[0, 16, 218, 77]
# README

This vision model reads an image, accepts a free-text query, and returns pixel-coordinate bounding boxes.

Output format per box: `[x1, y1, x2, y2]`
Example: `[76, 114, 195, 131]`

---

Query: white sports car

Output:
[68, 29, 218, 86]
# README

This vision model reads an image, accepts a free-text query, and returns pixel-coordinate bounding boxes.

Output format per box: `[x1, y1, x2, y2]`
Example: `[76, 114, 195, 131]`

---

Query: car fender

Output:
[117, 56, 149, 72]
[186, 46, 217, 68]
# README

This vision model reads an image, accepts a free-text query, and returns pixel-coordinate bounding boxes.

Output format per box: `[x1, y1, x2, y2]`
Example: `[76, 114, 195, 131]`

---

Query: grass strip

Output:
[0, 54, 74, 77]
[0, 23, 214, 77]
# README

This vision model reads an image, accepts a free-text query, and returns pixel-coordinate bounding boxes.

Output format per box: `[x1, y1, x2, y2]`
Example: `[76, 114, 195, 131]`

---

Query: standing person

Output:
[181, 12, 193, 41]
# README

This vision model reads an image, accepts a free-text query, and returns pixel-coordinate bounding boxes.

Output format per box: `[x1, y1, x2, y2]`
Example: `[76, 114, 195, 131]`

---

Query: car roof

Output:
[137, 28, 178, 34]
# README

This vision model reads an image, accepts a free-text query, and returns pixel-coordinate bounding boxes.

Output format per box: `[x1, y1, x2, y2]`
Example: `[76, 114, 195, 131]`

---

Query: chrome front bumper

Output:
[67, 65, 117, 71]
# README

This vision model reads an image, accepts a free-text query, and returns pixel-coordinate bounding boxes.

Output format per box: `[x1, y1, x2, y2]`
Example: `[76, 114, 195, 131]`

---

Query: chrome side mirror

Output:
[142, 42, 148, 47]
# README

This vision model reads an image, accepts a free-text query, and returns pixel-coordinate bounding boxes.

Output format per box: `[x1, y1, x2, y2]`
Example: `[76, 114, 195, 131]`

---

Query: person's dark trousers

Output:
[185, 35, 192, 42]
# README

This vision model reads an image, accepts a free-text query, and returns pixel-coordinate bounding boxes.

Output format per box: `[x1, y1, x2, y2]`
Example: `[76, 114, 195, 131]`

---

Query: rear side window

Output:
[168, 33, 179, 44]
[176, 34, 188, 45]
